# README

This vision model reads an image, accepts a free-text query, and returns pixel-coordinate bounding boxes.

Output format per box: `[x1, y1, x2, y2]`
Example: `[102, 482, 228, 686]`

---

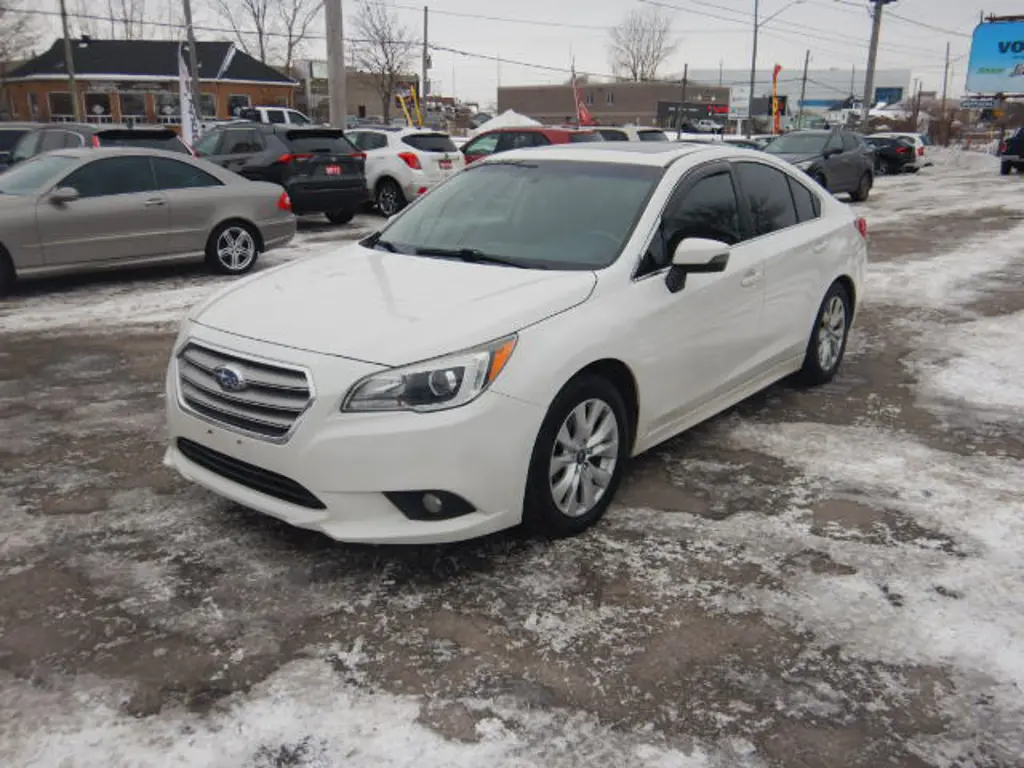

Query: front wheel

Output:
[524, 375, 630, 538]
[206, 222, 260, 275]
[849, 173, 872, 202]
[796, 282, 852, 386]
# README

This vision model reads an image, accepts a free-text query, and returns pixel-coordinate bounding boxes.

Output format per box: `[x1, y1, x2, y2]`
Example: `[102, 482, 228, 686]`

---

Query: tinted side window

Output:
[365, 133, 388, 150]
[152, 157, 223, 190]
[735, 162, 798, 237]
[195, 131, 222, 156]
[61, 157, 156, 197]
[402, 133, 458, 152]
[825, 133, 843, 153]
[599, 129, 629, 141]
[284, 130, 355, 154]
[787, 176, 820, 222]
[640, 170, 742, 275]
[464, 133, 499, 155]
[40, 131, 68, 151]
[841, 132, 860, 151]
[265, 109, 287, 124]
[222, 129, 262, 154]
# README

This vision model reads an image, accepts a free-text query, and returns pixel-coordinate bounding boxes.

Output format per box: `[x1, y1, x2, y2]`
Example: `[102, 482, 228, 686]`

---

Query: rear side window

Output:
[568, 132, 602, 143]
[194, 131, 222, 156]
[222, 129, 264, 154]
[284, 130, 356, 154]
[464, 133, 499, 155]
[152, 157, 223, 189]
[40, 131, 68, 151]
[637, 130, 668, 142]
[0, 129, 27, 152]
[735, 162, 798, 237]
[11, 131, 42, 162]
[598, 129, 629, 141]
[787, 176, 820, 222]
[402, 133, 457, 152]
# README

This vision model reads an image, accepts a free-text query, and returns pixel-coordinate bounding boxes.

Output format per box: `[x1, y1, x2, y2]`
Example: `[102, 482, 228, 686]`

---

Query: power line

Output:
[885, 10, 972, 38]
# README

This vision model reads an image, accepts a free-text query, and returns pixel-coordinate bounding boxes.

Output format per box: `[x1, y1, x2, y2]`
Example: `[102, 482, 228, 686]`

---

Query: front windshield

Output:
[765, 133, 829, 155]
[0, 154, 78, 195]
[377, 160, 662, 270]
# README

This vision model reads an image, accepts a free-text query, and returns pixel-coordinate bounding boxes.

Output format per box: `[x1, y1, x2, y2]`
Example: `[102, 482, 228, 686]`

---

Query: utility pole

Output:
[676, 63, 688, 139]
[940, 41, 951, 146]
[421, 6, 430, 99]
[324, 0, 347, 127]
[798, 49, 810, 128]
[860, 0, 896, 129]
[719, 59, 723, 86]
[747, 0, 759, 137]
[181, 0, 202, 121]
[58, 0, 82, 121]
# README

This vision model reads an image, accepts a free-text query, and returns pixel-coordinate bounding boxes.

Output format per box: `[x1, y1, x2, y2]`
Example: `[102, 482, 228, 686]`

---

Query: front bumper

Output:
[164, 326, 545, 544]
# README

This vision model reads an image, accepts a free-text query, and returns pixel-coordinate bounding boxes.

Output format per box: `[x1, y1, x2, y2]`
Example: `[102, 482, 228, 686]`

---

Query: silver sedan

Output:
[0, 147, 296, 296]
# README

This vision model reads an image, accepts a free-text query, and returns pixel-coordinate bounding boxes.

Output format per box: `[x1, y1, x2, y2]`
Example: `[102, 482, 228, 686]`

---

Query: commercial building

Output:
[498, 80, 730, 127]
[296, 60, 420, 123]
[4, 38, 297, 125]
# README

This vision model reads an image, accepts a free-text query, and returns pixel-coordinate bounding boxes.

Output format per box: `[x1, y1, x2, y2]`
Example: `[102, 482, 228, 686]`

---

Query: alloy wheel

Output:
[817, 295, 847, 372]
[549, 398, 619, 518]
[216, 227, 256, 272]
[377, 182, 399, 216]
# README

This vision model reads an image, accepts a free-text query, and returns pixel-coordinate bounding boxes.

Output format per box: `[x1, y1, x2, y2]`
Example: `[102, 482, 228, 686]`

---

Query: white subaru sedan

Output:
[164, 143, 867, 544]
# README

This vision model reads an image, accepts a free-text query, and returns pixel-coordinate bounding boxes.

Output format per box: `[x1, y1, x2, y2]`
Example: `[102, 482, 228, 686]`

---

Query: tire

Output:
[796, 282, 852, 387]
[0, 248, 15, 298]
[206, 221, 260, 276]
[849, 172, 872, 202]
[1000, 161, 1012, 176]
[325, 209, 355, 225]
[524, 374, 631, 538]
[375, 178, 406, 217]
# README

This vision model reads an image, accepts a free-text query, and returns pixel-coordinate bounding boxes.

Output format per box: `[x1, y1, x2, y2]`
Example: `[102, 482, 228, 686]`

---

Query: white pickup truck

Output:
[237, 106, 314, 125]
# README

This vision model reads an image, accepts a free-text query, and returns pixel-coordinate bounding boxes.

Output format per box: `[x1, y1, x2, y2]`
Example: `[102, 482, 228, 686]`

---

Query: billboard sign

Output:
[966, 21, 1024, 94]
[729, 85, 750, 119]
[961, 97, 999, 109]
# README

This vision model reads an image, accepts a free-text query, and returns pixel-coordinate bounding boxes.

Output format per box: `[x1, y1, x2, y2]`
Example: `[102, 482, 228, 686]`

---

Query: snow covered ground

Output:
[1, 149, 1023, 767]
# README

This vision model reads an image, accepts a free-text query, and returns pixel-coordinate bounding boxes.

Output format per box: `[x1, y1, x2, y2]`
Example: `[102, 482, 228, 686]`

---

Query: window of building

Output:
[28, 92, 39, 119]
[200, 93, 217, 118]
[48, 92, 74, 120]
[119, 92, 148, 120]
[606, 92, 615, 105]
[155, 92, 181, 124]
[228, 94, 252, 117]
[585, 92, 595, 106]
[84, 93, 113, 124]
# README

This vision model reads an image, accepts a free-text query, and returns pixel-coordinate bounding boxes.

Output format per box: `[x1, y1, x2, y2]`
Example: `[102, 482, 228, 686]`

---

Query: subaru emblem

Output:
[213, 364, 248, 392]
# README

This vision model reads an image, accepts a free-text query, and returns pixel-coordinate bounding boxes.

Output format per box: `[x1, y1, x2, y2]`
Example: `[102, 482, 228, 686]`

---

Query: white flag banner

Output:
[178, 43, 199, 148]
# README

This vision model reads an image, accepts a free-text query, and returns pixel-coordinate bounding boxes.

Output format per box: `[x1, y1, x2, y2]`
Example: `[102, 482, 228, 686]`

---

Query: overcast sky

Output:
[47, 0, 1023, 108]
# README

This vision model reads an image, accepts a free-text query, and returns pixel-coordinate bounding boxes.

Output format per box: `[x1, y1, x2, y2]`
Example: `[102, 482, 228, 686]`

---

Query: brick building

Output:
[498, 80, 730, 127]
[3, 38, 296, 126]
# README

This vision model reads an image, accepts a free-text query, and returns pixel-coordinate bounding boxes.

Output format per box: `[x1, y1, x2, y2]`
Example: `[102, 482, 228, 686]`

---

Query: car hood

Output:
[192, 244, 598, 365]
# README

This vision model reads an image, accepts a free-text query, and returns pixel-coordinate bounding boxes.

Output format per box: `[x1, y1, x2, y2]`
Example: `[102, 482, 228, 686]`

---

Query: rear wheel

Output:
[1001, 161, 1013, 176]
[206, 222, 260, 275]
[524, 375, 630, 538]
[375, 178, 406, 217]
[0, 248, 16, 298]
[797, 282, 852, 386]
[325, 209, 355, 225]
[849, 172, 872, 202]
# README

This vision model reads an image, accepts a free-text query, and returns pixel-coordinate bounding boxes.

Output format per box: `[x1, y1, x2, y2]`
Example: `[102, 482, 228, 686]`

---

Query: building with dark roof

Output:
[4, 38, 297, 125]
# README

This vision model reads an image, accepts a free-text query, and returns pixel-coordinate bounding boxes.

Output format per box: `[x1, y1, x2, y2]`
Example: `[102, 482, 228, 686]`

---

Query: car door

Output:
[734, 160, 824, 366]
[461, 132, 500, 164]
[842, 131, 869, 182]
[151, 156, 230, 255]
[822, 131, 848, 190]
[630, 162, 767, 442]
[36, 155, 169, 266]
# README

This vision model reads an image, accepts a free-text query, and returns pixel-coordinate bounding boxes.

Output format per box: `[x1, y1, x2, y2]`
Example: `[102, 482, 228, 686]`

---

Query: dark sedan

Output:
[864, 136, 917, 175]
[764, 129, 874, 201]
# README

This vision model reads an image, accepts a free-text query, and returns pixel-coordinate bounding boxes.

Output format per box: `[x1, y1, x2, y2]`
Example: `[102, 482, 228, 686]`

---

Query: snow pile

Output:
[468, 110, 540, 137]
[0, 659, 760, 768]
[925, 146, 999, 173]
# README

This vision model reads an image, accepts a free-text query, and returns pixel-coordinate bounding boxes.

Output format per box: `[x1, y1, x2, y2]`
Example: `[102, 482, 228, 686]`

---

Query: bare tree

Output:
[607, 7, 677, 82]
[107, 0, 148, 39]
[278, 0, 323, 74]
[211, 0, 275, 63]
[0, 0, 35, 117]
[353, 0, 416, 122]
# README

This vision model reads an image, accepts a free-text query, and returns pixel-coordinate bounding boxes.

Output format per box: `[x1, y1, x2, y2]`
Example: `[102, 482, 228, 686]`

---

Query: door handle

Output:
[740, 270, 760, 288]
[143, 198, 166, 207]
[812, 239, 829, 253]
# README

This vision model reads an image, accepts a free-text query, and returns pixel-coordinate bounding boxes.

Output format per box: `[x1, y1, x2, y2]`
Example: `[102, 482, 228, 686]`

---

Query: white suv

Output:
[346, 127, 466, 216]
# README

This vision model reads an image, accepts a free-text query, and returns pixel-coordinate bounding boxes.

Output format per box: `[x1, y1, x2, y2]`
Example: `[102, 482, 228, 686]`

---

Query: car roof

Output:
[0, 122, 39, 130]
[480, 142, 725, 167]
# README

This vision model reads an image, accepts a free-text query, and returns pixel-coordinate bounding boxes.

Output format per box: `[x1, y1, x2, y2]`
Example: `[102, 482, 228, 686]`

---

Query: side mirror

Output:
[49, 186, 80, 205]
[666, 238, 730, 293]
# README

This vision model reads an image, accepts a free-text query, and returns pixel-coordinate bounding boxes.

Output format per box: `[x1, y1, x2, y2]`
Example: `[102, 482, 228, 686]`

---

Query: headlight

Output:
[341, 336, 517, 413]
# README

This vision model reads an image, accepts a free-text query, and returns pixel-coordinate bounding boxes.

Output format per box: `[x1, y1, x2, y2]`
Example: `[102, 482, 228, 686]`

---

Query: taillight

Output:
[855, 217, 868, 239]
[398, 151, 422, 170]
[91, 135, 100, 148]
[350, 152, 366, 161]
[277, 191, 292, 211]
[1001, 141, 1008, 153]
[917, 146, 925, 157]
[278, 153, 314, 164]
[897, 146, 910, 154]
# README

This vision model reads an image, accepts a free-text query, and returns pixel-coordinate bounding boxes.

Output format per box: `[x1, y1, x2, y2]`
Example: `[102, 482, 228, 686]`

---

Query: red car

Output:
[461, 126, 602, 164]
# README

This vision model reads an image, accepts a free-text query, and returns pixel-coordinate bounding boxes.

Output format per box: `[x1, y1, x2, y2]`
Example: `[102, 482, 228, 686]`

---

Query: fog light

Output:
[422, 493, 443, 515]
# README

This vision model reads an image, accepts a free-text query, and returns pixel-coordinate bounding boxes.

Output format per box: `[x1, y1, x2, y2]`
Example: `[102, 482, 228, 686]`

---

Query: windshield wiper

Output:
[413, 247, 538, 269]
[361, 231, 398, 253]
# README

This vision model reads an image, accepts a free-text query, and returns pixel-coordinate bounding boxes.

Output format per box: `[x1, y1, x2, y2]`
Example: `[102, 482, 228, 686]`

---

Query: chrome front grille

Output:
[177, 342, 313, 441]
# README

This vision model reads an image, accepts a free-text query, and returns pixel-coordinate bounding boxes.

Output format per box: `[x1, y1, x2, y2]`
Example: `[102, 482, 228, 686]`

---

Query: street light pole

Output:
[58, 0, 82, 121]
[325, 0, 347, 127]
[182, 0, 202, 122]
[860, 0, 896, 129]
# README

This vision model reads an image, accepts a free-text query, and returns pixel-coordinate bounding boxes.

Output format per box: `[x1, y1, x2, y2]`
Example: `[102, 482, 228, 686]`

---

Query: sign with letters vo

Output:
[966, 20, 1024, 94]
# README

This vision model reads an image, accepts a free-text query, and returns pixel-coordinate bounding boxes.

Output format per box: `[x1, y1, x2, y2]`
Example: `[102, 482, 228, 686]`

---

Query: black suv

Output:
[1000, 128, 1024, 175]
[764, 129, 875, 201]
[194, 124, 367, 224]
[8, 123, 190, 167]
